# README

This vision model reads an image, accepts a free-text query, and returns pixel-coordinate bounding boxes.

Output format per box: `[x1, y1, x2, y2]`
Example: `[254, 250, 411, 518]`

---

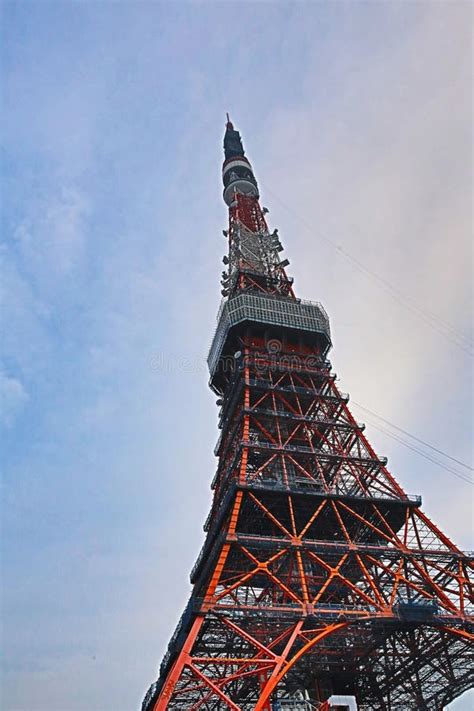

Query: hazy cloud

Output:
[0, 369, 29, 427]
[14, 187, 90, 277]
[2, 2, 472, 711]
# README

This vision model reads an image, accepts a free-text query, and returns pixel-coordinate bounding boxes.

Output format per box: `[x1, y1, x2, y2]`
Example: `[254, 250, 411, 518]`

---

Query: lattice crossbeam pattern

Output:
[142, 119, 473, 711]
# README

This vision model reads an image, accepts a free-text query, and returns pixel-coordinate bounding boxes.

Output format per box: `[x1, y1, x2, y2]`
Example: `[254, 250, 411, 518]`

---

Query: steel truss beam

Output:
[145, 338, 473, 711]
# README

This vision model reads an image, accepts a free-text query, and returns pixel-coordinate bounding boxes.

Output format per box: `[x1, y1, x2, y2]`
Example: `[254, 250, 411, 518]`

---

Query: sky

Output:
[1, 1, 472, 710]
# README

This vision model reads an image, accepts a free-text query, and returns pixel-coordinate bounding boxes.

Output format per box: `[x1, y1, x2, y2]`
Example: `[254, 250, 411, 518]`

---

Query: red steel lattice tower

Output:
[142, 119, 473, 710]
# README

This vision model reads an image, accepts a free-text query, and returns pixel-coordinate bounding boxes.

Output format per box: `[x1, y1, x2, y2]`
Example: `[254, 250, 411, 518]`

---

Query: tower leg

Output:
[154, 616, 204, 710]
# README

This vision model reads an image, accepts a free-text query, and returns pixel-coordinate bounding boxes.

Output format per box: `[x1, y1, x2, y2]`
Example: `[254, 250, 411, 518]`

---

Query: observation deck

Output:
[208, 293, 331, 384]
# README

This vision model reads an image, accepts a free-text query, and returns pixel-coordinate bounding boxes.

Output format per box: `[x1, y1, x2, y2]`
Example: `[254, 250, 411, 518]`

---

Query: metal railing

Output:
[272, 701, 316, 711]
[208, 292, 331, 375]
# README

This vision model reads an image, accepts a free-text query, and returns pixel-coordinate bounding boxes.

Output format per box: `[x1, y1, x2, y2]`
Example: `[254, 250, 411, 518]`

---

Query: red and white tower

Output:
[142, 119, 473, 710]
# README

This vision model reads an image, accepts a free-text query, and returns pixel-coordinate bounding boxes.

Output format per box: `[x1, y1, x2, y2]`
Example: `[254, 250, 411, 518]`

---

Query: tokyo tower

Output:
[142, 118, 473, 710]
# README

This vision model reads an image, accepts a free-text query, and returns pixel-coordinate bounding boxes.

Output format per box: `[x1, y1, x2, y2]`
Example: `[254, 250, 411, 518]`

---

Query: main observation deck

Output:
[208, 292, 331, 383]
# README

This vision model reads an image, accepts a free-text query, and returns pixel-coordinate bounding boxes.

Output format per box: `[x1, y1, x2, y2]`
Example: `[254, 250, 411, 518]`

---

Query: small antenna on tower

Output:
[226, 112, 233, 129]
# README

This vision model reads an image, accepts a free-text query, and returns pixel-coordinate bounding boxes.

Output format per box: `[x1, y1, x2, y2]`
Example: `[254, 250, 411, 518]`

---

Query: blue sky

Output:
[1, 2, 472, 710]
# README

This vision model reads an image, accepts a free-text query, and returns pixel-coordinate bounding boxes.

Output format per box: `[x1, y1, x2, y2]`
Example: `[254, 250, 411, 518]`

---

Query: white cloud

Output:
[0, 369, 29, 427]
[14, 186, 90, 278]
[2, 2, 472, 710]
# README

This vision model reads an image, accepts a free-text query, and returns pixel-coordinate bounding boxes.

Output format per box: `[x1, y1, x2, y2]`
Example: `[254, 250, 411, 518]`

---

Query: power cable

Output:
[256, 185, 473, 482]
[360, 415, 472, 485]
[263, 185, 473, 357]
[352, 401, 473, 472]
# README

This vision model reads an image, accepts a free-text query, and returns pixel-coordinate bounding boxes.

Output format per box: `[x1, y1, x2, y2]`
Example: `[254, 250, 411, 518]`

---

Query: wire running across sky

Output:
[264, 185, 473, 357]
[353, 401, 473, 471]
[351, 401, 473, 486]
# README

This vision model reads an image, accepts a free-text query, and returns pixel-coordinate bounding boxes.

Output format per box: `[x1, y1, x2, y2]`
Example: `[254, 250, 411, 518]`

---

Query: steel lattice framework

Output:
[142, 119, 473, 710]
